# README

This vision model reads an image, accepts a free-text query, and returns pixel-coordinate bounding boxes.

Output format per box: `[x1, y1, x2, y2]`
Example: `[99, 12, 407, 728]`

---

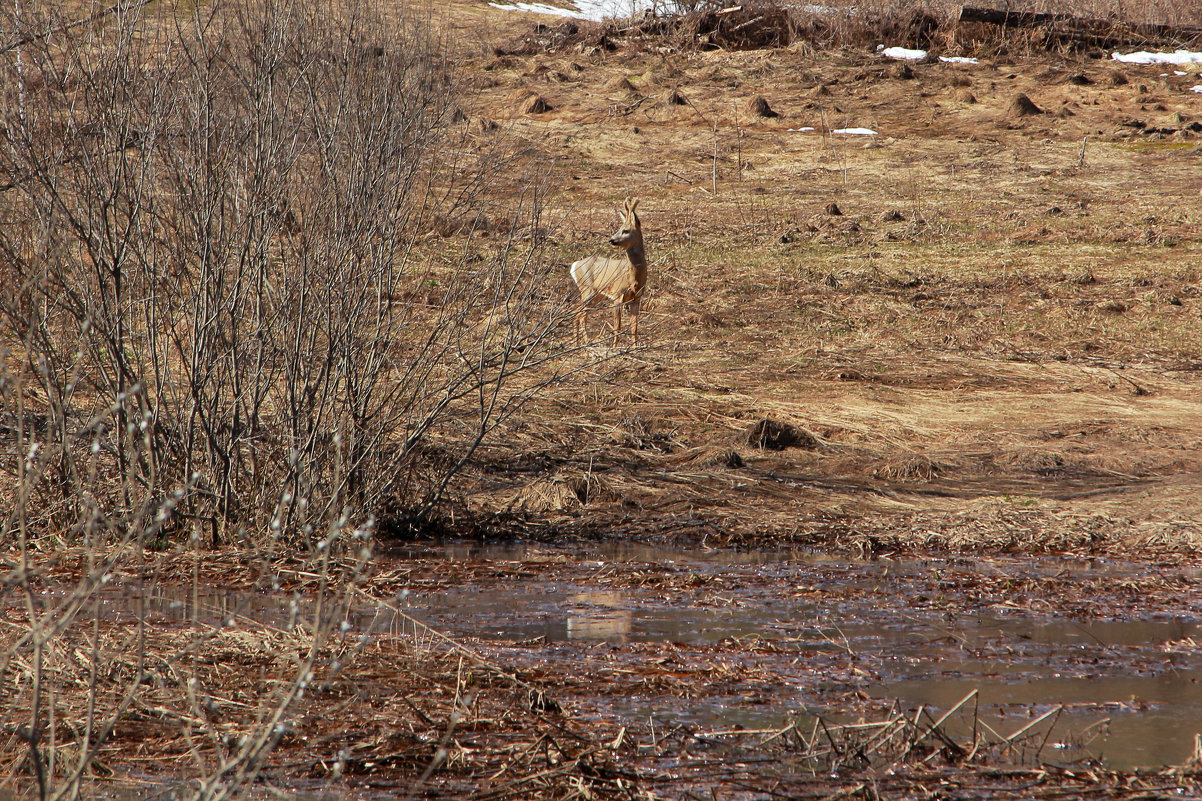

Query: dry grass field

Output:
[435, 0, 1202, 557]
[6, 1, 1202, 798]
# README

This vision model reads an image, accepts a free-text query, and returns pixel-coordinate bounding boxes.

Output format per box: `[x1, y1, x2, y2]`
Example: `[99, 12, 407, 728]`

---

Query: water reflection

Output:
[37, 541, 1202, 771]
[566, 591, 633, 641]
[397, 542, 1202, 770]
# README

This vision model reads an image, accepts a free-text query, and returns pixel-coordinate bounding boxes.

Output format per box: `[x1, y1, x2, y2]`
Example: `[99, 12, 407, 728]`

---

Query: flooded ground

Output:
[106, 543, 1202, 773]
[388, 543, 1202, 771]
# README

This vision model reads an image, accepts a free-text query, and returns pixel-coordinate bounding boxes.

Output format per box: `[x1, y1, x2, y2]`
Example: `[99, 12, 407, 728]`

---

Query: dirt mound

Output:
[510, 89, 551, 114]
[1007, 93, 1044, 117]
[606, 76, 637, 93]
[748, 95, 779, 118]
[747, 418, 817, 451]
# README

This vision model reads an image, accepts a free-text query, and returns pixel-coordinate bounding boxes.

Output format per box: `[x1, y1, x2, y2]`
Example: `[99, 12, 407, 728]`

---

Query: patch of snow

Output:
[571, 0, 649, 20]
[489, 0, 652, 21]
[879, 45, 927, 60]
[1175, 70, 1188, 75]
[833, 127, 877, 135]
[1191, 85, 1202, 93]
[489, 2, 583, 16]
[788, 127, 817, 132]
[878, 45, 978, 64]
[1112, 49, 1202, 65]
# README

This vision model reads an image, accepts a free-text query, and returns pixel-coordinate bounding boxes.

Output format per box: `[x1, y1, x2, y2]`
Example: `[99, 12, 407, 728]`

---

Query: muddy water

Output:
[393, 543, 1202, 771]
[83, 543, 1202, 771]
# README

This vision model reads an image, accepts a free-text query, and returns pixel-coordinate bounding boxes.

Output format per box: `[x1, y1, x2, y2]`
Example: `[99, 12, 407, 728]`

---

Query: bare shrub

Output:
[0, 0, 574, 550]
[0, 1, 582, 793]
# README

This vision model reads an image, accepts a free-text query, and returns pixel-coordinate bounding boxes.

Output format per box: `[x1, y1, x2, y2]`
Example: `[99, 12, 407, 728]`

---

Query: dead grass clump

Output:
[998, 449, 1079, 477]
[747, 418, 817, 451]
[509, 472, 615, 512]
[613, 415, 680, 453]
[872, 454, 950, 482]
[668, 445, 746, 469]
[681, 307, 725, 328]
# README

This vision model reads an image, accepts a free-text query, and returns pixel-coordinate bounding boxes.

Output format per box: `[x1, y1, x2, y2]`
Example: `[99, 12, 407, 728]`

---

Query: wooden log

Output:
[956, 5, 1202, 49]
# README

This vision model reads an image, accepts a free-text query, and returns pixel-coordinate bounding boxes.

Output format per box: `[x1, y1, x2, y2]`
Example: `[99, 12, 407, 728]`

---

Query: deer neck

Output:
[625, 237, 647, 280]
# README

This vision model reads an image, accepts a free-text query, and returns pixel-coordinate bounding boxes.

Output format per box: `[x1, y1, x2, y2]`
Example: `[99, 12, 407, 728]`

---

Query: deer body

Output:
[570, 198, 647, 344]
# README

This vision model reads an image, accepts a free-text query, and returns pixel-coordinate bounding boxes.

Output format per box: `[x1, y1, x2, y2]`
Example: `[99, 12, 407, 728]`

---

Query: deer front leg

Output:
[575, 305, 587, 346]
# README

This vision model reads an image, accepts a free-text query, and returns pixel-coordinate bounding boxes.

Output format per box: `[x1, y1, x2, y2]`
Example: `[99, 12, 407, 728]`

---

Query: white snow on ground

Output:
[1112, 50, 1202, 64]
[877, 45, 978, 64]
[879, 46, 926, 60]
[1191, 85, 1202, 93]
[488, 0, 651, 21]
[788, 127, 877, 135]
[572, 0, 649, 19]
[489, 2, 583, 16]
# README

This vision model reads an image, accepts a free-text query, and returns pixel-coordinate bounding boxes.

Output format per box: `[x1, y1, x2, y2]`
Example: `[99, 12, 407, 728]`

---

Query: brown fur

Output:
[569, 197, 647, 345]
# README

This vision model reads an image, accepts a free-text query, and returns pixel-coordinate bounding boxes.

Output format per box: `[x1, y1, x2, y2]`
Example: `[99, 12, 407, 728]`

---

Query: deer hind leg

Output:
[612, 300, 623, 344]
[628, 295, 641, 342]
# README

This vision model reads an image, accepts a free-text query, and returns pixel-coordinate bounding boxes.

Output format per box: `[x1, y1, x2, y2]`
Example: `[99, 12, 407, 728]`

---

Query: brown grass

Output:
[421, 0, 1202, 557]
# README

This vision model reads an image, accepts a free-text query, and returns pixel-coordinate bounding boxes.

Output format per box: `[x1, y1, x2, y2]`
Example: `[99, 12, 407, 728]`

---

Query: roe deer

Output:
[570, 197, 647, 345]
